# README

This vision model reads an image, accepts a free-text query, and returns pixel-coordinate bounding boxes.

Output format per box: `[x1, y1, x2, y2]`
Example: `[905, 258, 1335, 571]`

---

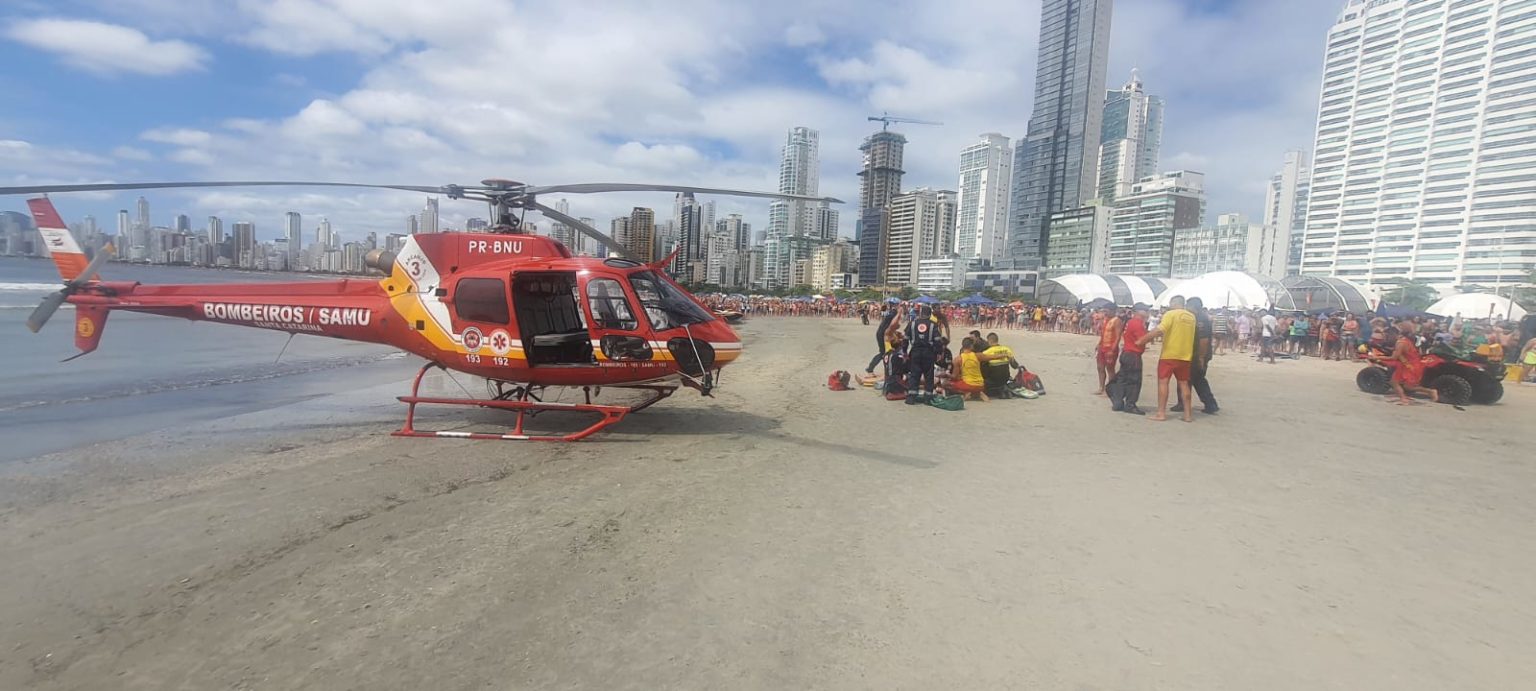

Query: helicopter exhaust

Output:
[364, 249, 396, 276]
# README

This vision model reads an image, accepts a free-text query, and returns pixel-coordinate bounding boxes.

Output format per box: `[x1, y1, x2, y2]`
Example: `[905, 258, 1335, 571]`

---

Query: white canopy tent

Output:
[1035, 274, 1180, 306]
[1426, 293, 1527, 321]
[1154, 271, 1297, 310]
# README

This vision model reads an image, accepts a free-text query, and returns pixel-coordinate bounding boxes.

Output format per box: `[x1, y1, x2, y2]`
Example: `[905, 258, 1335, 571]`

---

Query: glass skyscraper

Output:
[1006, 0, 1114, 268]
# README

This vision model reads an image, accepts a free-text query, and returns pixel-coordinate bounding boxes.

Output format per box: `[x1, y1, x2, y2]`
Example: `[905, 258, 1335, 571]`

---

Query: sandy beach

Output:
[2, 316, 1533, 690]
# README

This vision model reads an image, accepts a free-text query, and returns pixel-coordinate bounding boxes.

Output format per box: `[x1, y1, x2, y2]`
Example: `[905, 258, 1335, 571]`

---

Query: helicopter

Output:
[4, 179, 840, 441]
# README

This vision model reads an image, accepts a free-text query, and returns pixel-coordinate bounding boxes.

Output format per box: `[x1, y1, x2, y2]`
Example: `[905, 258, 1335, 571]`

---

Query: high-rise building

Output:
[627, 207, 656, 262]
[674, 192, 705, 280]
[572, 217, 596, 254]
[1044, 203, 1113, 277]
[766, 127, 823, 287]
[174, 214, 191, 234]
[406, 214, 419, 235]
[953, 133, 1013, 267]
[231, 221, 257, 269]
[315, 217, 336, 251]
[135, 196, 150, 230]
[718, 214, 749, 252]
[1265, 150, 1310, 277]
[1097, 70, 1164, 205]
[810, 239, 857, 291]
[207, 216, 223, 245]
[421, 198, 439, 234]
[1007, 0, 1114, 267]
[466, 217, 489, 232]
[1107, 171, 1205, 277]
[117, 210, 130, 248]
[856, 130, 908, 284]
[285, 211, 302, 267]
[1171, 213, 1282, 279]
[609, 217, 630, 256]
[884, 188, 957, 287]
[547, 199, 574, 246]
[1300, 0, 1535, 287]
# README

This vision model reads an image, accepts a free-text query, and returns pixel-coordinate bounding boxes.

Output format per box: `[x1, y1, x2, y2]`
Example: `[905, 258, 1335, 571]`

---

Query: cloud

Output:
[111, 146, 154, 161]
[140, 128, 214, 146]
[11, 0, 1346, 241]
[4, 18, 208, 75]
[613, 142, 706, 171]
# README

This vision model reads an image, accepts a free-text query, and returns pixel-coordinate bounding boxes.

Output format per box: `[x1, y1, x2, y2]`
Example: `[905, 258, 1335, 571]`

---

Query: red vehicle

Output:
[9, 179, 839, 440]
[1355, 340, 1505, 405]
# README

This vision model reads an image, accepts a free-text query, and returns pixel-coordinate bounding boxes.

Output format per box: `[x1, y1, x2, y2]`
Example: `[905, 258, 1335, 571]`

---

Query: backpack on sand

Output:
[826, 370, 853, 391]
[927, 394, 965, 411]
[1014, 368, 1046, 394]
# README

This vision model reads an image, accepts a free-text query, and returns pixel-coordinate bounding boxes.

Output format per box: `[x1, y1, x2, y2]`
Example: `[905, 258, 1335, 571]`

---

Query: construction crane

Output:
[867, 112, 943, 131]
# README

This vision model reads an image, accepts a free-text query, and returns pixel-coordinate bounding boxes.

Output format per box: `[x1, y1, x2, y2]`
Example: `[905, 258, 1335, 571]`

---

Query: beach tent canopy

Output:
[1281, 275, 1379, 313]
[1427, 293, 1527, 321]
[911, 295, 940, 305]
[1035, 274, 1176, 307]
[955, 294, 998, 307]
[1155, 271, 1296, 310]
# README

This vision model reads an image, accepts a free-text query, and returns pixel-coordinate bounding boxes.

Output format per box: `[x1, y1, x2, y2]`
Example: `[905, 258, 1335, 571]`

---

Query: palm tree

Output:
[1380, 279, 1438, 310]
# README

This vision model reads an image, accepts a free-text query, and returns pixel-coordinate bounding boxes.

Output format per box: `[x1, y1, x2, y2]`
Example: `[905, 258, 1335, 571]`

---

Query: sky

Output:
[0, 0, 1346, 245]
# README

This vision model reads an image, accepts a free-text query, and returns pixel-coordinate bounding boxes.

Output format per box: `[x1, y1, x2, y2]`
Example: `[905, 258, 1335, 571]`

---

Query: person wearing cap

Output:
[1107, 304, 1149, 415]
[1172, 297, 1219, 415]
[1138, 295, 1197, 422]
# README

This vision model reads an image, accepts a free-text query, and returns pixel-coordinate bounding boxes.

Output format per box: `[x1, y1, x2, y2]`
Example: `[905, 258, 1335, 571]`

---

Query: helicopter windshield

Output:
[628, 271, 713, 330]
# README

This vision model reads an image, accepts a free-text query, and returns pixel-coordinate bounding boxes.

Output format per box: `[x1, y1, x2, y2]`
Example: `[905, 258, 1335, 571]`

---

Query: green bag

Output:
[927, 394, 965, 411]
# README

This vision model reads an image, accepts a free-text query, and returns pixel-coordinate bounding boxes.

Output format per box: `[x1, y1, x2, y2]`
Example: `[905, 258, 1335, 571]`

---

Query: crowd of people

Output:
[713, 293, 1536, 412]
[859, 303, 1039, 406]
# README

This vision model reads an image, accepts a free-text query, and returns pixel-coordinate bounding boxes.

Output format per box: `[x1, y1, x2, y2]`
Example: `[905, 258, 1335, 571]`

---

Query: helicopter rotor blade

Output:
[524, 182, 842, 204]
[67, 245, 114, 288]
[528, 201, 635, 261]
[0, 181, 455, 196]
[26, 290, 69, 333]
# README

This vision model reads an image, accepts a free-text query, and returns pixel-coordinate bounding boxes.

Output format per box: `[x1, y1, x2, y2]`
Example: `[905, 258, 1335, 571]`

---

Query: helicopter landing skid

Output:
[392, 363, 675, 441]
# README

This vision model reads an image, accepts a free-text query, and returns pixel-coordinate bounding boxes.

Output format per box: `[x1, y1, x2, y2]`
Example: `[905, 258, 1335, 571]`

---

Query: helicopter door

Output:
[510, 272, 593, 365]
[445, 276, 514, 362]
[583, 277, 653, 362]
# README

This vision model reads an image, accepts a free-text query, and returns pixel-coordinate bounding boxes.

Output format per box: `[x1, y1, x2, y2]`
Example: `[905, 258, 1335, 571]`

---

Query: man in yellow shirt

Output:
[980, 332, 1018, 396]
[1137, 295, 1197, 422]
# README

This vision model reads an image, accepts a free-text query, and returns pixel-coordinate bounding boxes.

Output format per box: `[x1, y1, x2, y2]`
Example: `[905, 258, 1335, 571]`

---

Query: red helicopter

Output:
[6, 179, 839, 441]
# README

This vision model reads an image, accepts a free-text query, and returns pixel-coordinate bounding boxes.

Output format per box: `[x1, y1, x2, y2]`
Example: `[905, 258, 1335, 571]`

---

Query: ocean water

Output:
[0, 257, 419, 463]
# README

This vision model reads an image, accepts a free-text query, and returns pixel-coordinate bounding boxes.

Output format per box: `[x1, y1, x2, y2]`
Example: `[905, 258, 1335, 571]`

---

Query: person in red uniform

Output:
[1379, 320, 1439, 405]
[1106, 304, 1149, 415]
[1094, 306, 1121, 396]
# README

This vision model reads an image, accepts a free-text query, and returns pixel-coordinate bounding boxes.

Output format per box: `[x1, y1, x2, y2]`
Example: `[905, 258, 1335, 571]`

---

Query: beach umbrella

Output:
[1427, 293, 1528, 321]
[955, 293, 998, 307]
[884, 297, 901, 304]
[1083, 297, 1115, 309]
[911, 295, 940, 305]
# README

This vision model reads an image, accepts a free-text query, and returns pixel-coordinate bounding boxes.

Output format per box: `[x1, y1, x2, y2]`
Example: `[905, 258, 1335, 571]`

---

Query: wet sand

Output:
[2, 317, 1533, 690]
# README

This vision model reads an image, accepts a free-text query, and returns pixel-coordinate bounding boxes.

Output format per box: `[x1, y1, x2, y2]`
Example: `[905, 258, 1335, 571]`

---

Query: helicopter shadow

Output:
[608, 407, 938, 470]
[450, 405, 936, 470]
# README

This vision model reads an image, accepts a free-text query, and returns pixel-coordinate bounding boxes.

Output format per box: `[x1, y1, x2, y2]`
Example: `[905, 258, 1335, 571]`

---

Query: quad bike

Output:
[1355, 341, 1505, 405]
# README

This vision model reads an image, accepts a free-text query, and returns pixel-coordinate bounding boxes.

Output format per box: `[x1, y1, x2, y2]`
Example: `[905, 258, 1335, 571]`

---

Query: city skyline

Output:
[2, 1, 1354, 250]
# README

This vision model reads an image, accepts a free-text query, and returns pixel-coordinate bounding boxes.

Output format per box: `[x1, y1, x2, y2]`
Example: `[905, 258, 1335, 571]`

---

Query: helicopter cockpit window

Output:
[453, 277, 509, 324]
[586, 278, 637, 331]
[628, 271, 713, 331]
